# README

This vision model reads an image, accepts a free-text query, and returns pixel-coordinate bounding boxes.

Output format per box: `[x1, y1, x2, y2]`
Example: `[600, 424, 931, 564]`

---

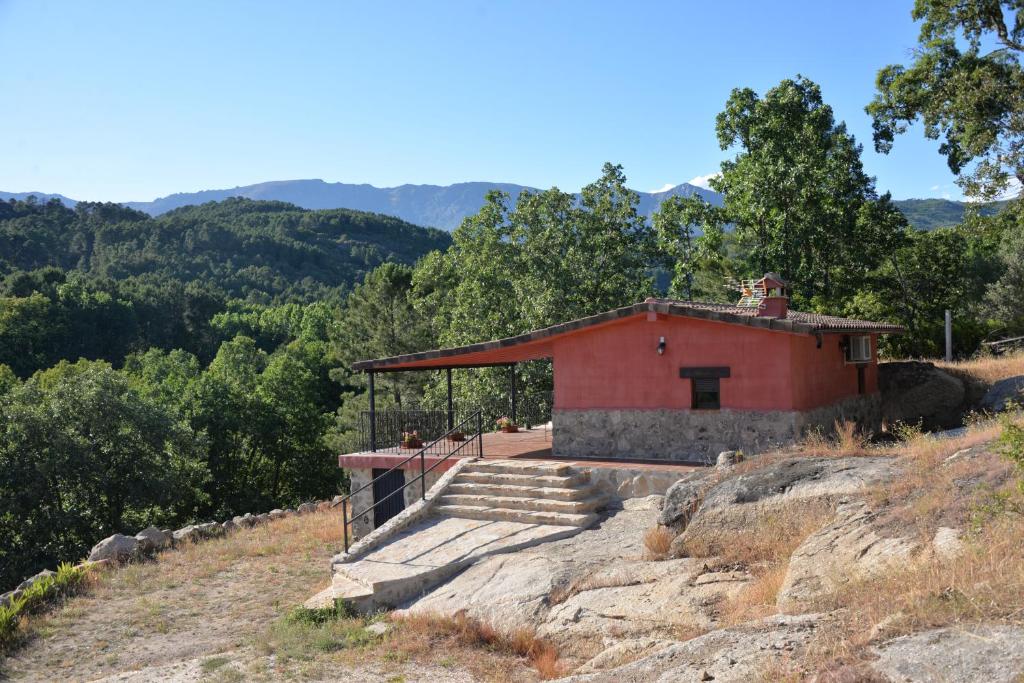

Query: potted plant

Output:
[446, 430, 466, 442]
[496, 416, 518, 433]
[400, 430, 423, 449]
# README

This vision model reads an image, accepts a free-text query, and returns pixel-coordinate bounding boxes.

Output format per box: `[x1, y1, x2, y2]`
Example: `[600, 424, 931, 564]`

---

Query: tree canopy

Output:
[868, 0, 1024, 199]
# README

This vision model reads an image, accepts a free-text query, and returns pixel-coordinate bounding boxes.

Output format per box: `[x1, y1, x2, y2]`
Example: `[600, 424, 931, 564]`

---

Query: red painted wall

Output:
[788, 332, 878, 410]
[551, 313, 877, 412]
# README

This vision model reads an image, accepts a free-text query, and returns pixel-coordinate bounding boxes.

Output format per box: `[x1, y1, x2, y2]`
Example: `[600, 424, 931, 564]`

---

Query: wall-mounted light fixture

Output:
[657, 336, 666, 355]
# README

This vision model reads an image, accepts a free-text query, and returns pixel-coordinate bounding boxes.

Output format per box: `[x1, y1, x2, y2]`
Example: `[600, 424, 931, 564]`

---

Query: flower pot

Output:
[500, 426, 519, 434]
[447, 432, 466, 442]
[401, 439, 423, 449]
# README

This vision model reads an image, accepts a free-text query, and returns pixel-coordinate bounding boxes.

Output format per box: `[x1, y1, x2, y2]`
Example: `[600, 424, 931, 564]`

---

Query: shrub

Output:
[0, 562, 90, 652]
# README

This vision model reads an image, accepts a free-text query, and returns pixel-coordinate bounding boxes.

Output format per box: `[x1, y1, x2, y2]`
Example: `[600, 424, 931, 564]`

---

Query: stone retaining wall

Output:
[348, 466, 446, 539]
[553, 394, 882, 462]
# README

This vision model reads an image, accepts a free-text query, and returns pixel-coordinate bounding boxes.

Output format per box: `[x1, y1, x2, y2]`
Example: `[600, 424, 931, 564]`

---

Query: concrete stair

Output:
[306, 459, 606, 613]
[435, 459, 607, 527]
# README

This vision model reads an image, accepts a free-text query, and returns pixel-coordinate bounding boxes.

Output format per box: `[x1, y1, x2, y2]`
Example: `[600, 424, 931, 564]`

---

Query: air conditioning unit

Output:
[845, 335, 871, 363]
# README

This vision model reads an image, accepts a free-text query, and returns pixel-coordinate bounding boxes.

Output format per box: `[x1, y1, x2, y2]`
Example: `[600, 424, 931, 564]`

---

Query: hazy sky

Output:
[0, 0, 967, 202]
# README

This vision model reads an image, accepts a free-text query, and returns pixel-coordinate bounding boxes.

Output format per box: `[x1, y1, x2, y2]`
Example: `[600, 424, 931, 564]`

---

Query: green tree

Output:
[336, 263, 434, 409]
[983, 202, 1024, 330]
[0, 361, 209, 589]
[652, 194, 725, 300]
[867, 0, 1024, 199]
[712, 76, 908, 308]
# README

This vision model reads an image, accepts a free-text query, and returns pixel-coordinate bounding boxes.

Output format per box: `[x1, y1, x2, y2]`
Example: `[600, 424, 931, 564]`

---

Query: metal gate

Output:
[371, 468, 406, 527]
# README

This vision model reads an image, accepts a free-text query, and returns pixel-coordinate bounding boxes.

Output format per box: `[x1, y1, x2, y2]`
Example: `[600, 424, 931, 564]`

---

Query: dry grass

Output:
[801, 515, 1024, 675]
[935, 350, 1024, 386]
[642, 526, 675, 561]
[679, 500, 834, 625]
[800, 420, 871, 457]
[784, 414, 1024, 677]
[396, 611, 565, 679]
[2, 509, 544, 682]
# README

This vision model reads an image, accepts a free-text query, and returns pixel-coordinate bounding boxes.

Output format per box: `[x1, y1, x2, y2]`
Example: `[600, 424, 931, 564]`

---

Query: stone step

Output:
[304, 571, 374, 611]
[433, 504, 598, 528]
[463, 460, 574, 476]
[437, 493, 606, 514]
[446, 481, 593, 501]
[456, 470, 589, 489]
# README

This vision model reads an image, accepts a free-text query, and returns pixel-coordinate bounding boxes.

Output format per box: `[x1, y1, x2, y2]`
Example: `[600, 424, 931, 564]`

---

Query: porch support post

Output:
[368, 370, 377, 452]
[509, 364, 517, 425]
[446, 368, 454, 431]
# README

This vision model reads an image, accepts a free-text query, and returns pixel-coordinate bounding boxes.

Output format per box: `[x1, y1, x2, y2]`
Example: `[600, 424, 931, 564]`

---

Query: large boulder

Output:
[879, 361, 965, 430]
[870, 625, 1024, 682]
[17, 569, 56, 591]
[172, 525, 202, 544]
[135, 526, 172, 554]
[88, 534, 142, 564]
[980, 374, 1024, 413]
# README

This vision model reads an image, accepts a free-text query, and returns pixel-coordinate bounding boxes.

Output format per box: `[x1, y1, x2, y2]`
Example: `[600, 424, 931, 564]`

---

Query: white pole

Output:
[945, 309, 953, 361]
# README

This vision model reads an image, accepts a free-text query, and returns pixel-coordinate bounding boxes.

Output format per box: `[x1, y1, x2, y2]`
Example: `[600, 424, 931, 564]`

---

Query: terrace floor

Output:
[338, 426, 703, 473]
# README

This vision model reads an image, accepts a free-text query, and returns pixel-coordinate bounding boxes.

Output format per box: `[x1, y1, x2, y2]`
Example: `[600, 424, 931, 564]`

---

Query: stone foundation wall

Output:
[348, 467, 444, 540]
[553, 394, 882, 462]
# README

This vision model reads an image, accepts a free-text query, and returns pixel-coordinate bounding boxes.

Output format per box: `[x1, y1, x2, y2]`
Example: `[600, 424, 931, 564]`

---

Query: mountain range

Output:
[0, 180, 997, 232]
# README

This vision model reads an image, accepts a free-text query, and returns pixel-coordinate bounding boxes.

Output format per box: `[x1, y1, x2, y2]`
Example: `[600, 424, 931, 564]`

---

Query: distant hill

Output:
[0, 191, 78, 207]
[116, 179, 722, 230]
[0, 197, 451, 301]
[1, 180, 1011, 231]
[888, 198, 1007, 231]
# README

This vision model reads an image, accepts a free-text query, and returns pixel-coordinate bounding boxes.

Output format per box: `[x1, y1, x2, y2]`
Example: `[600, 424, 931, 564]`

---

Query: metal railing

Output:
[336, 410, 484, 553]
[357, 392, 552, 454]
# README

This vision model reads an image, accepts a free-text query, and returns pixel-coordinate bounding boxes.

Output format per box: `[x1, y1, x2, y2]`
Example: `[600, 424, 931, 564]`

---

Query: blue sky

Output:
[0, 0, 965, 202]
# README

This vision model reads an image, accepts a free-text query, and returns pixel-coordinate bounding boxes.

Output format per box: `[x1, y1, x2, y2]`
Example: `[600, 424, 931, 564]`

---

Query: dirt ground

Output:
[1, 509, 531, 682]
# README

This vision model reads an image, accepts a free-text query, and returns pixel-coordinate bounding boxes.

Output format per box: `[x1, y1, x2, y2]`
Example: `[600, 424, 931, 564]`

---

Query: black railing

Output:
[336, 410, 484, 553]
[357, 392, 553, 454]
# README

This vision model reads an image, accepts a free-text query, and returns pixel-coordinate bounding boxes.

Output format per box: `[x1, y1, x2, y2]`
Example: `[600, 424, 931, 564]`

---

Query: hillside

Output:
[0, 196, 451, 301]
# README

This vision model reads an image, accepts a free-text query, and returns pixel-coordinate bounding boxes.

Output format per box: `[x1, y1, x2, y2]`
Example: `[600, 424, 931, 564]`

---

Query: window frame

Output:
[691, 376, 721, 410]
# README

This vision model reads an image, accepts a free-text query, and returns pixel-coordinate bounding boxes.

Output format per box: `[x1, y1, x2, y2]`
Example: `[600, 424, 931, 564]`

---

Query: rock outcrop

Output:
[658, 472, 708, 531]
[673, 456, 898, 553]
[879, 361, 965, 430]
[871, 625, 1024, 682]
[776, 501, 917, 611]
[553, 613, 823, 682]
[980, 374, 1024, 413]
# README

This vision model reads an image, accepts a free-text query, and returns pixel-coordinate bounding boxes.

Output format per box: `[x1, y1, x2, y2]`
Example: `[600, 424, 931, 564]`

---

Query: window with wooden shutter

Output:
[692, 377, 720, 410]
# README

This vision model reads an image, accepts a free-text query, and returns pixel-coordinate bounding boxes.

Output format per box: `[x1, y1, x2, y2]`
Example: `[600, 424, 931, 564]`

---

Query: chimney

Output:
[754, 273, 789, 318]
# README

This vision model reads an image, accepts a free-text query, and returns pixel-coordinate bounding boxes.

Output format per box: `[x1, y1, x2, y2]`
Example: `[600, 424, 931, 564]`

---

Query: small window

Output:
[845, 335, 871, 363]
[692, 377, 720, 410]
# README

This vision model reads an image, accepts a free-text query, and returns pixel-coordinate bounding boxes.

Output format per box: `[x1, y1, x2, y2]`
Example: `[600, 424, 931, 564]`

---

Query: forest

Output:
[2, 0, 1023, 592]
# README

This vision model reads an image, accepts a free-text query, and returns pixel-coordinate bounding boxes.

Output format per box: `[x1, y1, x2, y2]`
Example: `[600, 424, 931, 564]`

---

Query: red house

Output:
[351, 275, 902, 462]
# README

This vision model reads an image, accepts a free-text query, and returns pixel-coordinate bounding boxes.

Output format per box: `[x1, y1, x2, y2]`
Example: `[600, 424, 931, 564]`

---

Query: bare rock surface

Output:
[553, 613, 822, 682]
[777, 500, 917, 611]
[879, 361, 965, 430]
[870, 625, 1024, 682]
[677, 456, 898, 546]
[402, 495, 696, 647]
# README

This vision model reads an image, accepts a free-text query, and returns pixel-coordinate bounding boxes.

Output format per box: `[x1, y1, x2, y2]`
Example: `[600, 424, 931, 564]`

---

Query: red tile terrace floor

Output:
[338, 426, 704, 473]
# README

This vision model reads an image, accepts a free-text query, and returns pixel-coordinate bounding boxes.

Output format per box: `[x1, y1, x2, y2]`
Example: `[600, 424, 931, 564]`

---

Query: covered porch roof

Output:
[351, 298, 904, 373]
